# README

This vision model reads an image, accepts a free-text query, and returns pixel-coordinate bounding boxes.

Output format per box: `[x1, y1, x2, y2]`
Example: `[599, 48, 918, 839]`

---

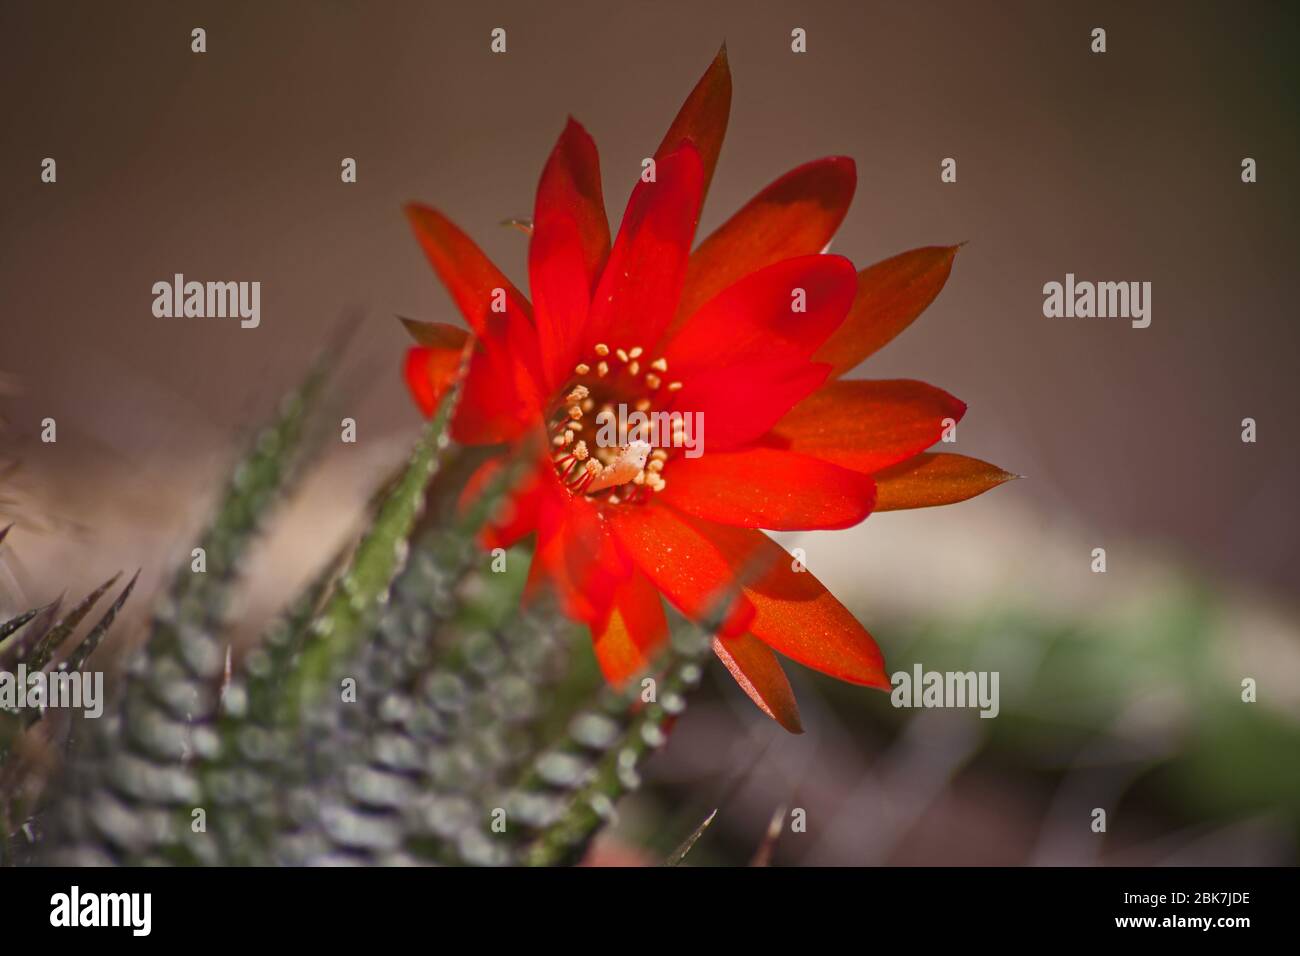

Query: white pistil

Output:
[585, 440, 651, 492]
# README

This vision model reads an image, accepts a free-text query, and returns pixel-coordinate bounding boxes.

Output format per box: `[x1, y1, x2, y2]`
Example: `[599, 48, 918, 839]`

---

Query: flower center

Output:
[548, 342, 682, 505]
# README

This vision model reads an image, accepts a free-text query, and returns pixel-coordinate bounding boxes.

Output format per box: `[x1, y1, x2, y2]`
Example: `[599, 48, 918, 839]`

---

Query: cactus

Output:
[0, 356, 701, 867]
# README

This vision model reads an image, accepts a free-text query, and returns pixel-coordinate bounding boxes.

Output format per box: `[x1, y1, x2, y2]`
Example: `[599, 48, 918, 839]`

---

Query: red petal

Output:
[657, 447, 876, 531]
[765, 379, 966, 475]
[872, 452, 1016, 511]
[673, 157, 857, 332]
[527, 475, 631, 627]
[583, 142, 704, 356]
[531, 119, 610, 391]
[592, 569, 668, 685]
[677, 513, 889, 688]
[814, 246, 960, 378]
[610, 505, 755, 637]
[403, 338, 465, 417]
[451, 304, 544, 445]
[662, 254, 857, 381]
[666, 359, 829, 451]
[713, 633, 803, 733]
[656, 44, 732, 202]
[405, 204, 531, 337]
[458, 456, 543, 550]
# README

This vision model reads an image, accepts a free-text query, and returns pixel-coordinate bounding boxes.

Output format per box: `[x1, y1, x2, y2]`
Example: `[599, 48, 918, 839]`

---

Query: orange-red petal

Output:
[457, 456, 544, 550]
[403, 332, 467, 417]
[610, 505, 755, 637]
[662, 254, 857, 380]
[405, 203, 531, 338]
[814, 245, 960, 378]
[872, 452, 1016, 511]
[592, 569, 668, 685]
[713, 633, 803, 733]
[657, 447, 876, 531]
[673, 157, 857, 332]
[531, 119, 610, 391]
[765, 379, 966, 475]
[666, 359, 829, 451]
[527, 473, 631, 628]
[676, 514, 889, 688]
[656, 44, 731, 203]
[584, 142, 704, 355]
[451, 305, 544, 445]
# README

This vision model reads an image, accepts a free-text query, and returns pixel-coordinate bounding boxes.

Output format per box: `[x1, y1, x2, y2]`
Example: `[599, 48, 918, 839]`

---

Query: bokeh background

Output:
[2, 0, 1298, 864]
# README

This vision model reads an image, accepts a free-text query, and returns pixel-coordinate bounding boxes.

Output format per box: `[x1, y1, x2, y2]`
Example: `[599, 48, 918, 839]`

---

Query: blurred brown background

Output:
[3, 0, 1297, 594]
[2, 1, 1298, 865]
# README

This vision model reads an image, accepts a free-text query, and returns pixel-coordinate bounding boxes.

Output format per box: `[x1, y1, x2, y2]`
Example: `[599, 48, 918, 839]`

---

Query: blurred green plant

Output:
[786, 591, 1300, 861]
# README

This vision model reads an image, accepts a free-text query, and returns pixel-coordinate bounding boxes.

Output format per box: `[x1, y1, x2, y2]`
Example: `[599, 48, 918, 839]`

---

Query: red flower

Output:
[402, 48, 1013, 732]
